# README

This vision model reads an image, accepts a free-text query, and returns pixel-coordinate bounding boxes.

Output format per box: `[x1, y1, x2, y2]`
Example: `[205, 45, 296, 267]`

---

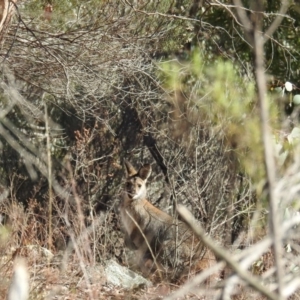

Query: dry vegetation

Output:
[0, 0, 300, 299]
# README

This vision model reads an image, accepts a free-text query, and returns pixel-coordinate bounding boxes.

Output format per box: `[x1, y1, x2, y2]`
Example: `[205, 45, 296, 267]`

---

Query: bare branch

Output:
[264, 0, 290, 42]
[177, 205, 279, 300]
[250, 2, 285, 298]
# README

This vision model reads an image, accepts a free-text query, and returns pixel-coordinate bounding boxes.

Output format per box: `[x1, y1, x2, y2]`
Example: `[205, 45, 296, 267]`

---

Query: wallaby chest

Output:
[120, 196, 172, 239]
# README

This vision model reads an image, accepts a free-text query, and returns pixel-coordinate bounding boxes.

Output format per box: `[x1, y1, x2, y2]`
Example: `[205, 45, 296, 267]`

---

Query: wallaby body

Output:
[119, 161, 215, 281]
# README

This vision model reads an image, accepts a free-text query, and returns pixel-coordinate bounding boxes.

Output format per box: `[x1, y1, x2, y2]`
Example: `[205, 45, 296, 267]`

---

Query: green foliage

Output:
[159, 49, 283, 183]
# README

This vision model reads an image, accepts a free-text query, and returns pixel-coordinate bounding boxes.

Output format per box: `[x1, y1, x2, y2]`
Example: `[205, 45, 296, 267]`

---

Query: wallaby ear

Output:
[124, 160, 137, 177]
[138, 164, 151, 181]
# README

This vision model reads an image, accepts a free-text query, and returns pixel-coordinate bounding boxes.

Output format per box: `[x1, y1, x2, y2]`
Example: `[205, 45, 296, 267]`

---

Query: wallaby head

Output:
[124, 160, 151, 201]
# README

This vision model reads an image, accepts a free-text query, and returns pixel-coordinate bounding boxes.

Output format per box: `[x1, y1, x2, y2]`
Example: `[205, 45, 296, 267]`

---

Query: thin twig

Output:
[44, 97, 53, 251]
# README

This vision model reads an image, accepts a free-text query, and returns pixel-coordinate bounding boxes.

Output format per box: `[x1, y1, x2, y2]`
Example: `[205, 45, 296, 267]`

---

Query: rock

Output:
[104, 259, 152, 289]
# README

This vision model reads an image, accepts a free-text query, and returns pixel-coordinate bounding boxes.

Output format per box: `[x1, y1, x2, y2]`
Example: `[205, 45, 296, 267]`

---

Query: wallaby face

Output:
[124, 160, 151, 201]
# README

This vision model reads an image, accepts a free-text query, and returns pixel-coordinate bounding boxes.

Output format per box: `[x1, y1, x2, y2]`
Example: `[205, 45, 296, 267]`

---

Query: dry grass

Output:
[0, 197, 295, 300]
[1, 155, 300, 300]
[0, 198, 186, 299]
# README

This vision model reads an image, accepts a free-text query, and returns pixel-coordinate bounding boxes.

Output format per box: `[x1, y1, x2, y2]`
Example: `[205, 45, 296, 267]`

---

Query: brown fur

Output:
[119, 161, 216, 282]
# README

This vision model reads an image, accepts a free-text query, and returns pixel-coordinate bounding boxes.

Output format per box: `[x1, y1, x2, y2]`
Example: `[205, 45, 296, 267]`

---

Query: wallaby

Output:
[119, 160, 216, 282]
